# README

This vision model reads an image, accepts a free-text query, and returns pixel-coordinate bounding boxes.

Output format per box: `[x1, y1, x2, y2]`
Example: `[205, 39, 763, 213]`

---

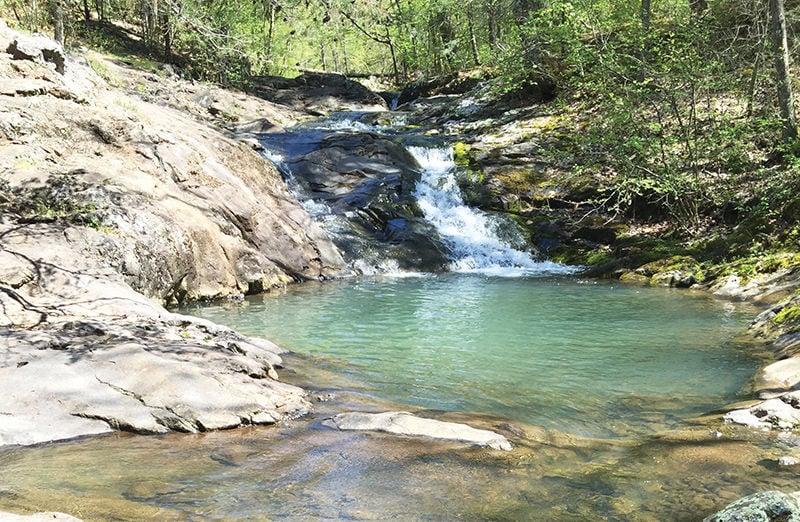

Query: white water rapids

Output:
[259, 112, 575, 276]
[409, 145, 576, 275]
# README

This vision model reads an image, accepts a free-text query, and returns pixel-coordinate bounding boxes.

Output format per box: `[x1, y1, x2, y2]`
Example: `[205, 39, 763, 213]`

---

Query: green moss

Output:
[86, 54, 124, 87]
[619, 272, 650, 284]
[453, 141, 472, 167]
[773, 303, 800, 326]
[637, 255, 699, 276]
[703, 252, 800, 286]
[494, 168, 544, 194]
[757, 253, 800, 273]
[585, 250, 614, 265]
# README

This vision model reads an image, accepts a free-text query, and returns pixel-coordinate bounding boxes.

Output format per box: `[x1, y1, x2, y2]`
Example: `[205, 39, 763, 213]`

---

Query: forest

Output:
[6, 0, 800, 265]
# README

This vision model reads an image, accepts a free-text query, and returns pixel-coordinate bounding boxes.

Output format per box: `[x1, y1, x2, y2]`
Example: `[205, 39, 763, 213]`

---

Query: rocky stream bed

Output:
[2, 22, 800, 520]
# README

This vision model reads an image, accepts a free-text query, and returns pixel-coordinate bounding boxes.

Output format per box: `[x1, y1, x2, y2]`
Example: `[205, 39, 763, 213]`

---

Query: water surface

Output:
[183, 274, 758, 439]
[1, 275, 784, 520]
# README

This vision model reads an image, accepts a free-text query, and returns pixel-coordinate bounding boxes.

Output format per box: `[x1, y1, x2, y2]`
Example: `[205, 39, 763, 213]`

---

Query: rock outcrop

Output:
[252, 72, 388, 115]
[0, 22, 342, 444]
[0, 314, 309, 446]
[263, 126, 450, 272]
[7, 33, 65, 74]
[324, 411, 513, 451]
[0, 49, 346, 304]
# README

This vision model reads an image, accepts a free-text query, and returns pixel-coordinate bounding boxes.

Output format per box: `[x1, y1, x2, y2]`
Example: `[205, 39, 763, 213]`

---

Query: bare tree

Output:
[768, 0, 797, 140]
[49, 0, 65, 45]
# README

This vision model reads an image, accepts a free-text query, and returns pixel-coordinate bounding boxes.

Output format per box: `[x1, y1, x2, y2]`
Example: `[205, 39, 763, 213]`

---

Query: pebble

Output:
[778, 456, 799, 467]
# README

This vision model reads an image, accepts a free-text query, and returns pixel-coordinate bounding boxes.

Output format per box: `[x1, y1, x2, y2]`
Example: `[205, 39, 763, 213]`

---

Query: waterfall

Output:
[258, 112, 576, 277]
[409, 145, 576, 275]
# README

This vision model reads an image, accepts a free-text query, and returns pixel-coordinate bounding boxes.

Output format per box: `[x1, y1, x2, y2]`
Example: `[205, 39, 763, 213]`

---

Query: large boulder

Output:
[8, 33, 65, 74]
[704, 491, 800, 522]
[266, 130, 450, 272]
[252, 72, 387, 114]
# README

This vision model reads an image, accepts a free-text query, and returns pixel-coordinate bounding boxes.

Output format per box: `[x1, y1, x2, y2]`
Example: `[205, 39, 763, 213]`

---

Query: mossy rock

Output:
[619, 271, 650, 285]
[773, 298, 800, 330]
[493, 167, 545, 194]
[635, 255, 704, 287]
[452, 141, 473, 167]
[635, 255, 698, 275]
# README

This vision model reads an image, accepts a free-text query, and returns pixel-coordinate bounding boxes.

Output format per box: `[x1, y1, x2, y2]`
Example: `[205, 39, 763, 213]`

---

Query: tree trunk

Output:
[769, 0, 798, 141]
[50, 0, 65, 45]
[641, 0, 651, 30]
[467, 14, 480, 67]
[161, 10, 172, 59]
[487, 14, 497, 49]
[82, 0, 91, 22]
[94, 0, 104, 21]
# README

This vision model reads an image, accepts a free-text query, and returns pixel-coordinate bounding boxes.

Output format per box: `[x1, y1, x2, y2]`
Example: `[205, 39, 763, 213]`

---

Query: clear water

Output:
[181, 274, 758, 439]
[0, 275, 782, 521]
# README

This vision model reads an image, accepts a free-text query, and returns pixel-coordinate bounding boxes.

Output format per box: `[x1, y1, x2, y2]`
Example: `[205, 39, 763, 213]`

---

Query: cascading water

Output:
[409, 145, 575, 275]
[258, 112, 575, 275]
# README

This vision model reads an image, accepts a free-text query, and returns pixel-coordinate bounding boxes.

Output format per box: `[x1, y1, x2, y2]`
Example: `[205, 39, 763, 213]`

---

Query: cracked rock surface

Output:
[0, 315, 310, 446]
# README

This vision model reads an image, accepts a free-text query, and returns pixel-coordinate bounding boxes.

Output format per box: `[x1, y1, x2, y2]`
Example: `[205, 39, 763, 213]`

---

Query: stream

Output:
[0, 111, 790, 520]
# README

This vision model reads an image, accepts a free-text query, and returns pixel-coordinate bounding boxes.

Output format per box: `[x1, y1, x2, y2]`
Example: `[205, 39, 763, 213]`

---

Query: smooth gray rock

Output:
[325, 411, 513, 451]
[725, 396, 800, 430]
[0, 315, 309, 446]
[8, 34, 65, 74]
[704, 491, 800, 522]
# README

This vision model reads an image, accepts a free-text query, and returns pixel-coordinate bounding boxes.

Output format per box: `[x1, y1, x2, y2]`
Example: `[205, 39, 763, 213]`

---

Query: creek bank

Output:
[0, 21, 353, 448]
[0, 21, 513, 463]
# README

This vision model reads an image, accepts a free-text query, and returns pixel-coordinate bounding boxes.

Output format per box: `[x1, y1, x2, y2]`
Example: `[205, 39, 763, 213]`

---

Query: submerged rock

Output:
[324, 411, 512, 451]
[704, 490, 800, 522]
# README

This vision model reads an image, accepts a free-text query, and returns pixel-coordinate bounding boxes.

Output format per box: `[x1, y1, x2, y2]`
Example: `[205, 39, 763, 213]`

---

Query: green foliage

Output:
[774, 302, 800, 327]
[483, 1, 792, 239]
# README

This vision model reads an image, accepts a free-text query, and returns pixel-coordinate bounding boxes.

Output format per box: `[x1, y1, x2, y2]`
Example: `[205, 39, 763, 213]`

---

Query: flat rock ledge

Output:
[0, 314, 310, 447]
[723, 346, 800, 431]
[323, 411, 513, 451]
[704, 490, 800, 522]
